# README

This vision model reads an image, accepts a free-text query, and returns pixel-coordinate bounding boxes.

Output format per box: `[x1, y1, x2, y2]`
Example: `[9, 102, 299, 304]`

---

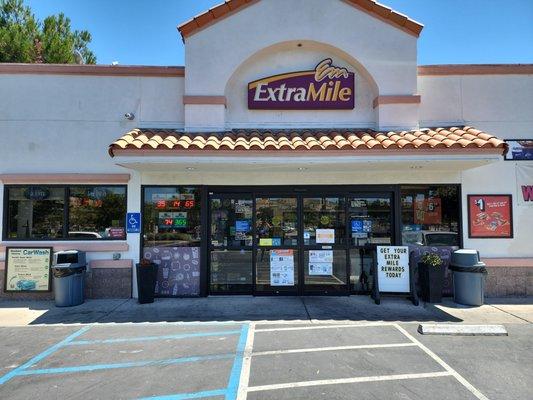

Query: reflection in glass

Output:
[143, 187, 201, 247]
[210, 250, 252, 293]
[350, 248, 374, 292]
[256, 198, 297, 246]
[348, 196, 391, 246]
[7, 186, 64, 239]
[69, 186, 126, 239]
[211, 198, 253, 247]
[400, 185, 459, 247]
[303, 197, 345, 245]
[304, 249, 347, 285]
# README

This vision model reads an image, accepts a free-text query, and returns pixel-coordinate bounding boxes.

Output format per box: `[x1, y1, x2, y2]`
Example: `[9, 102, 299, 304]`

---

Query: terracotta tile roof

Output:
[177, 0, 424, 40]
[109, 127, 506, 157]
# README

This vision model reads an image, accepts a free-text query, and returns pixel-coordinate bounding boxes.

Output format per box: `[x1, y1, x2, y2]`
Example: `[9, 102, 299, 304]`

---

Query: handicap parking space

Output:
[6, 360, 232, 400]
[0, 322, 249, 400]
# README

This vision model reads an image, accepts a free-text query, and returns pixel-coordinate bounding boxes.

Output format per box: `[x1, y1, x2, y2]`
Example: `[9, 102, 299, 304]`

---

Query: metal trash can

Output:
[449, 249, 487, 306]
[52, 250, 87, 307]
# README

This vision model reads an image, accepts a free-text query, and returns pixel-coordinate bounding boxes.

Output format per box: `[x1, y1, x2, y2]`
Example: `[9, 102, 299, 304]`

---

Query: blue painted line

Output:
[17, 353, 235, 376]
[0, 325, 91, 385]
[225, 324, 249, 400]
[66, 330, 241, 346]
[137, 388, 227, 400]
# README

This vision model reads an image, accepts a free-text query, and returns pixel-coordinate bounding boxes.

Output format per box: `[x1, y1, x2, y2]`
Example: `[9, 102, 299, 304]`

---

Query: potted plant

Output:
[136, 258, 158, 304]
[418, 252, 444, 303]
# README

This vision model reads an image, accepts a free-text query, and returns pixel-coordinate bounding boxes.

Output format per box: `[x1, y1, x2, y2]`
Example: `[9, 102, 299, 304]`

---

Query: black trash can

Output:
[53, 250, 87, 307]
[450, 250, 487, 306]
[136, 262, 158, 304]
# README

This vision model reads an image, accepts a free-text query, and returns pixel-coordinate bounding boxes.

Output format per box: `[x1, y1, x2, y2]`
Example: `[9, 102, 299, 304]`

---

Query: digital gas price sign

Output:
[155, 200, 195, 210]
[158, 211, 188, 229]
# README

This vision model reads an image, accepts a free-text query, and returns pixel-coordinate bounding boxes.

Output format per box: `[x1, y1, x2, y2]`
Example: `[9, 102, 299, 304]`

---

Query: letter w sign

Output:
[517, 165, 533, 206]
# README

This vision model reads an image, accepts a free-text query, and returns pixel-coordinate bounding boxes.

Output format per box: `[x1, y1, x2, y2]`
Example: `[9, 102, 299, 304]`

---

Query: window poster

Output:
[143, 246, 200, 296]
[376, 246, 410, 293]
[270, 249, 294, 286]
[316, 228, 335, 243]
[4, 247, 52, 292]
[414, 196, 442, 225]
[309, 250, 333, 276]
[468, 195, 513, 238]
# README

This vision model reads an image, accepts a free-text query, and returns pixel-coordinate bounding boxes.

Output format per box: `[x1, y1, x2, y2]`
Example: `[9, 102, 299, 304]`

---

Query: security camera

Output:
[124, 112, 135, 120]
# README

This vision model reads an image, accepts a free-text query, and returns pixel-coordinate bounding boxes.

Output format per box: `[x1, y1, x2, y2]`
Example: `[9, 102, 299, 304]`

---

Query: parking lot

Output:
[2, 320, 523, 400]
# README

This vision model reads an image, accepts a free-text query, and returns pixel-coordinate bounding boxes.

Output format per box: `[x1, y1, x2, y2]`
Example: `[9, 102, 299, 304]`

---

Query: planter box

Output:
[418, 262, 444, 303]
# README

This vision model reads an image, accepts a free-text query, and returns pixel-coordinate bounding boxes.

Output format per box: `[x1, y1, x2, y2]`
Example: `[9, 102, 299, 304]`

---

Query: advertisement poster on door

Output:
[517, 164, 533, 206]
[468, 195, 513, 238]
[270, 249, 294, 286]
[309, 250, 333, 276]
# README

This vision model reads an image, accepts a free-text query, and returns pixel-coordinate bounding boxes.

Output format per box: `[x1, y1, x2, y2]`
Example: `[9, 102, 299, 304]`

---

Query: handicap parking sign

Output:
[126, 212, 141, 233]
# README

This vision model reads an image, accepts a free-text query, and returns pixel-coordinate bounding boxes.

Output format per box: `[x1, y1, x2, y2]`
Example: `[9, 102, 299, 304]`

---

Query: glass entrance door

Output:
[348, 193, 393, 293]
[209, 194, 253, 294]
[207, 189, 394, 296]
[302, 197, 349, 295]
[254, 196, 299, 295]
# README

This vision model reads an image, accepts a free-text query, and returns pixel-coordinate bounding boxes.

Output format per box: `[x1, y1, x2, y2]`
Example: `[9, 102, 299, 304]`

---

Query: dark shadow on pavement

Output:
[0, 296, 463, 325]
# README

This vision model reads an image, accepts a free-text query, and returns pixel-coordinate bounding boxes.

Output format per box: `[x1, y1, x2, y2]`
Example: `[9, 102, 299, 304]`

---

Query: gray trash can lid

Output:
[451, 249, 480, 267]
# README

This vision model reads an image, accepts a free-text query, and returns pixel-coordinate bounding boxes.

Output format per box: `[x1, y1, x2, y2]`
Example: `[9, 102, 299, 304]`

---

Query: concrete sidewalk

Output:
[0, 296, 531, 326]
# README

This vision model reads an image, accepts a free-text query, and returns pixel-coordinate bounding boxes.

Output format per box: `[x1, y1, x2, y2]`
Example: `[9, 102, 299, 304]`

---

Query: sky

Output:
[24, 0, 533, 66]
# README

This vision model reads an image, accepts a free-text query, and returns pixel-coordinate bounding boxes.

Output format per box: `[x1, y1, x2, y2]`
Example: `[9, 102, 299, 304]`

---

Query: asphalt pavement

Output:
[0, 296, 531, 399]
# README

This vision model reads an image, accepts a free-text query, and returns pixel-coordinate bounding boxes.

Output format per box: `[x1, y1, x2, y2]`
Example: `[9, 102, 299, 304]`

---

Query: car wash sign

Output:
[248, 58, 355, 110]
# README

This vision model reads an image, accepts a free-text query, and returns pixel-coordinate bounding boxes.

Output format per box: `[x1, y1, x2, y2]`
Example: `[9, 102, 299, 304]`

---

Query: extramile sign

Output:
[248, 58, 355, 110]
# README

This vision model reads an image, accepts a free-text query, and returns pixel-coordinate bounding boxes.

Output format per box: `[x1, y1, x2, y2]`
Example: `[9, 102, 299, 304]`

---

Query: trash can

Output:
[52, 250, 87, 307]
[449, 249, 487, 306]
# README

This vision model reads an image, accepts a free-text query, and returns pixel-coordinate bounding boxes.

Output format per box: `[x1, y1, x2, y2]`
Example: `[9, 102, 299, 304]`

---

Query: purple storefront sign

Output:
[143, 246, 200, 297]
[248, 58, 355, 110]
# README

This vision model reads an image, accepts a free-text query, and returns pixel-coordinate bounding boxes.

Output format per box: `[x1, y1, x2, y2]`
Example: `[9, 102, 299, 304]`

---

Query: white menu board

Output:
[4, 247, 52, 292]
[270, 249, 294, 286]
[377, 246, 410, 293]
[309, 250, 333, 275]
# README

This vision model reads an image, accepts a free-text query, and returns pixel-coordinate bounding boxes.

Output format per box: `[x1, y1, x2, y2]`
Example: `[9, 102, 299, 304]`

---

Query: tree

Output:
[0, 0, 96, 64]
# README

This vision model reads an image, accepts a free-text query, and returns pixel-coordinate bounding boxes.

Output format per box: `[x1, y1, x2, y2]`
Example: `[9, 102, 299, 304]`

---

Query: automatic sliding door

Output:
[209, 195, 253, 294]
[348, 193, 393, 293]
[255, 197, 298, 295]
[302, 197, 348, 295]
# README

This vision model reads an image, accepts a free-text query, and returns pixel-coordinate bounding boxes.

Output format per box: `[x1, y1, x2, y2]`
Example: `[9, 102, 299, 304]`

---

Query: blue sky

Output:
[25, 0, 533, 66]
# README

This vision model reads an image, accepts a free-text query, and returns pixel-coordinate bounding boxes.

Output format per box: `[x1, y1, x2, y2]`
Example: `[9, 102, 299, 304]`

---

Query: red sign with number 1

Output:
[468, 195, 513, 238]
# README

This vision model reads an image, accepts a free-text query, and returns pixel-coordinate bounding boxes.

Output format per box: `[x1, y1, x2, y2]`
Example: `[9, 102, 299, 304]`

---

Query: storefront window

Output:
[7, 186, 64, 240]
[142, 187, 202, 297]
[69, 186, 126, 239]
[400, 185, 460, 247]
[5, 185, 127, 240]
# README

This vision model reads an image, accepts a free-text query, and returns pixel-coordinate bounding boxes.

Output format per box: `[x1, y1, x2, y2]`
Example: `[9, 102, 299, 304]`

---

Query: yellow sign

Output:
[259, 238, 273, 246]
[5, 247, 52, 292]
